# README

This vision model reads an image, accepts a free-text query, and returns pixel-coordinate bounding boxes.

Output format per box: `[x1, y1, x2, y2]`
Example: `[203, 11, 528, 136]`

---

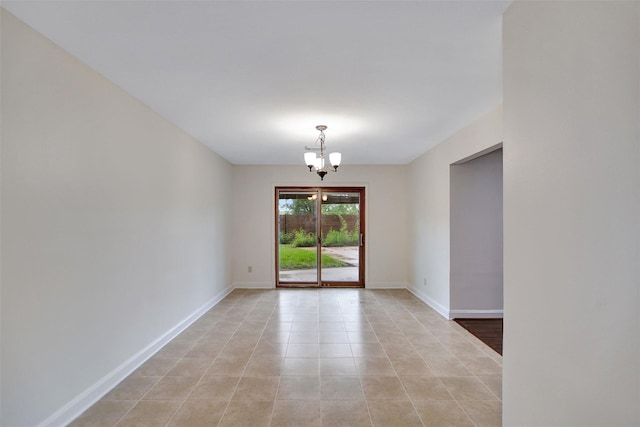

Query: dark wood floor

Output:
[454, 318, 503, 355]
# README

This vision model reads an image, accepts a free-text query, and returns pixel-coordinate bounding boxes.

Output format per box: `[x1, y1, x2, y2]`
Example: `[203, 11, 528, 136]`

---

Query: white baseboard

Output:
[233, 282, 275, 289]
[366, 282, 409, 289]
[449, 309, 503, 319]
[41, 285, 234, 427]
[407, 286, 451, 319]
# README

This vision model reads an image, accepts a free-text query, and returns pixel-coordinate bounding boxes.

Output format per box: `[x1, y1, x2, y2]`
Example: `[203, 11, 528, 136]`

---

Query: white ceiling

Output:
[3, 1, 509, 165]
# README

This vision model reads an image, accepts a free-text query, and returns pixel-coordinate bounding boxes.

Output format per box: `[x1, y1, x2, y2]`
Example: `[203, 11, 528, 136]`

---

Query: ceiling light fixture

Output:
[304, 125, 341, 181]
[307, 194, 329, 201]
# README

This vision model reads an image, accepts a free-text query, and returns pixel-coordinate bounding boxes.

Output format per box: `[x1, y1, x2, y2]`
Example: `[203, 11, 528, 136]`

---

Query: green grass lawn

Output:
[279, 244, 349, 270]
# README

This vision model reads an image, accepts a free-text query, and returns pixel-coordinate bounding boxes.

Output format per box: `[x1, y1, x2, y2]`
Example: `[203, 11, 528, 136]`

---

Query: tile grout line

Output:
[377, 290, 429, 427]
[377, 289, 472, 427]
[264, 290, 298, 427]
[360, 290, 394, 427]
[164, 291, 251, 427]
[395, 289, 484, 427]
[110, 307, 222, 427]
[399, 290, 481, 427]
[217, 291, 277, 427]
[124, 290, 250, 426]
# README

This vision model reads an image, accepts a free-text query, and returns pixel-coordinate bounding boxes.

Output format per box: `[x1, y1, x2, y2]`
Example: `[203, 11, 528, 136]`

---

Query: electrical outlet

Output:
[248, 266, 252, 273]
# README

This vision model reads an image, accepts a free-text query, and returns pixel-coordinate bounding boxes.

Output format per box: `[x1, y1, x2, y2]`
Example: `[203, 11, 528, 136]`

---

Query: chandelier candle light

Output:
[304, 125, 341, 181]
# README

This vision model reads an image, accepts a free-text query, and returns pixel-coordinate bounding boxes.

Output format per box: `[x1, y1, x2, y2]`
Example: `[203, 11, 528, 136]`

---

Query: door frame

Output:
[275, 186, 365, 288]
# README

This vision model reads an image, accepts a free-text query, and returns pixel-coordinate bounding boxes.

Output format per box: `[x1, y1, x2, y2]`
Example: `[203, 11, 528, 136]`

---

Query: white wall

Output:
[450, 148, 503, 316]
[0, 10, 233, 426]
[503, 2, 640, 425]
[231, 165, 409, 289]
[408, 106, 503, 318]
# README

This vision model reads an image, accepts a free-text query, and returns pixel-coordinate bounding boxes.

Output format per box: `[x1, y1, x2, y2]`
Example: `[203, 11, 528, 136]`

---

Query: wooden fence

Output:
[279, 215, 359, 235]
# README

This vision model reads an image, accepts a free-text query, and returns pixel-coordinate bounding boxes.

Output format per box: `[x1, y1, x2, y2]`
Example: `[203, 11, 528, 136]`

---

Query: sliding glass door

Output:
[276, 190, 319, 286]
[319, 191, 362, 286]
[276, 187, 365, 287]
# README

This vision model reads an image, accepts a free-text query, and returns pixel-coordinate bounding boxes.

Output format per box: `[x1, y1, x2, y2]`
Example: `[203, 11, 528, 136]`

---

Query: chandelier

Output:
[304, 125, 341, 181]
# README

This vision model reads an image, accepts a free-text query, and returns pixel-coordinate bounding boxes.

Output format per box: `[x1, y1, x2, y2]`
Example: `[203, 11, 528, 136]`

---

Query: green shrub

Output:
[279, 231, 294, 244]
[323, 215, 359, 247]
[323, 229, 348, 247]
[292, 228, 316, 247]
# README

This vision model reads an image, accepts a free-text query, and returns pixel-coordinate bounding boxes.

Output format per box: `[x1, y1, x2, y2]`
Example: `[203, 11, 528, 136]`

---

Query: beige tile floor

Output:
[70, 289, 502, 427]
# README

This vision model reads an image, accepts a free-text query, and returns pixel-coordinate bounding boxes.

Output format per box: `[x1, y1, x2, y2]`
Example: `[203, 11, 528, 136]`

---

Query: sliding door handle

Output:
[359, 233, 364, 247]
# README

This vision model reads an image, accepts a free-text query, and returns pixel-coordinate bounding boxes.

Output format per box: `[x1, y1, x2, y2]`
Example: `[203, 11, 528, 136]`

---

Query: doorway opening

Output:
[450, 146, 503, 318]
[275, 187, 365, 288]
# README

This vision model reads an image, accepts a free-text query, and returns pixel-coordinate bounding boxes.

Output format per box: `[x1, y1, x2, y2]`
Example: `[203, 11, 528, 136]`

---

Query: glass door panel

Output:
[320, 191, 362, 286]
[277, 190, 319, 286]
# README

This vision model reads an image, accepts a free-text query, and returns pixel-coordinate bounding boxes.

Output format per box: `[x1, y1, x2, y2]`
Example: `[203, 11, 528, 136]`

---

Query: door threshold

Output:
[276, 284, 365, 289]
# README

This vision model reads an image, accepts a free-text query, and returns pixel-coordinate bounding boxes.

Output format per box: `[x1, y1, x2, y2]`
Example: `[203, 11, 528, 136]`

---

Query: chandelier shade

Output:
[303, 125, 341, 181]
[329, 152, 342, 167]
[304, 152, 316, 169]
